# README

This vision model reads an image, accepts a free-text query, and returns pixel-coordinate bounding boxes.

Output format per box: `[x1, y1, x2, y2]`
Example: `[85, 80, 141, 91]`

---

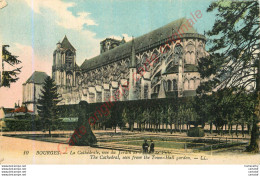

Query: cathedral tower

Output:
[52, 36, 77, 87]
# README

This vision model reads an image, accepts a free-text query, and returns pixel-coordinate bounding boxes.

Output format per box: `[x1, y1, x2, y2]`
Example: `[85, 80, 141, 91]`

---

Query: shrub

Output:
[187, 127, 205, 137]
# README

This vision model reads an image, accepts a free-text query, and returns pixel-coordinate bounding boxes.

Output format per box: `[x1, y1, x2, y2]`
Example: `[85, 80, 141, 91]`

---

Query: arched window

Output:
[89, 93, 95, 103]
[197, 43, 204, 60]
[65, 50, 74, 68]
[167, 80, 172, 91]
[184, 79, 189, 90]
[189, 79, 195, 90]
[75, 73, 81, 86]
[144, 84, 149, 99]
[185, 42, 195, 64]
[96, 92, 102, 102]
[173, 79, 178, 91]
[66, 72, 73, 86]
[156, 85, 160, 93]
[173, 45, 183, 65]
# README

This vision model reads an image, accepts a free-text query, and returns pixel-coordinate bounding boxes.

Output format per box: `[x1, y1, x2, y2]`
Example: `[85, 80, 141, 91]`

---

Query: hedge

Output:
[187, 127, 205, 137]
[4, 119, 78, 131]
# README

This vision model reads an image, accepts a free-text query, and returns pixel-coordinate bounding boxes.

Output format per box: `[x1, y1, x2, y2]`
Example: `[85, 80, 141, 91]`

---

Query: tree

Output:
[37, 76, 61, 136]
[199, 1, 259, 152]
[167, 105, 177, 134]
[1, 45, 22, 87]
[142, 108, 150, 131]
[110, 105, 124, 133]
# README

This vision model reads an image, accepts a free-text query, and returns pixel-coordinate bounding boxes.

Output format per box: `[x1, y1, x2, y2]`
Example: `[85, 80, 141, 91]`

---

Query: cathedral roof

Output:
[81, 17, 205, 71]
[61, 35, 76, 51]
[25, 71, 49, 84]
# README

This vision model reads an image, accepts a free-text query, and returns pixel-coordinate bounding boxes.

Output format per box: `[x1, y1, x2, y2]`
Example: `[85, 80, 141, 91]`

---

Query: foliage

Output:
[37, 76, 61, 136]
[198, 0, 260, 152]
[1, 45, 22, 87]
[187, 127, 205, 137]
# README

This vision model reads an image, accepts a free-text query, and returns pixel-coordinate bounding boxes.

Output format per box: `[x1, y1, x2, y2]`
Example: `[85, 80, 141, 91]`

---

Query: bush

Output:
[4, 119, 43, 131]
[4, 119, 77, 131]
[187, 127, 205, 137]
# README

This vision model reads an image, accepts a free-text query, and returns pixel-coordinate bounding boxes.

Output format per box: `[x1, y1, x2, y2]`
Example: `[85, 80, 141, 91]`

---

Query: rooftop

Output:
[81, 17, 205, 71]
[25, 71, 49, 84]
[61, 35, 76, 51]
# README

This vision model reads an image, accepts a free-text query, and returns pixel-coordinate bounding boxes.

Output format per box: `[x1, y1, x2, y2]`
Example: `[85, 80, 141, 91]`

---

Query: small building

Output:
[22, 71, 49, 114]
[0, 107, 14, 119]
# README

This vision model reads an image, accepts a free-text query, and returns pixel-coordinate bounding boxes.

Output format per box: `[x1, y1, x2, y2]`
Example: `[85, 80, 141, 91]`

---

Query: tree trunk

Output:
[242, 124, 244, 137]
[247, 54, 260, 152]
[49, 128, 51, 137]
[231, 124, 233, 136]
[210, 122, 213, 134]
[235, 124, 238, 137]
[170, 124, 173, 134]
[247, 124, 251, 135]
[247, 118, 259, 153]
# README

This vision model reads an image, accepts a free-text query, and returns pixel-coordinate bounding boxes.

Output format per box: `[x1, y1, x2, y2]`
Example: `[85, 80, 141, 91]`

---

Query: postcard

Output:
[0, 0, 259, 166]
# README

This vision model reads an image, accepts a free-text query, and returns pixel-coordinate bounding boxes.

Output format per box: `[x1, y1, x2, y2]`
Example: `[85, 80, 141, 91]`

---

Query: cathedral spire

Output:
[130, 37, 136, 68]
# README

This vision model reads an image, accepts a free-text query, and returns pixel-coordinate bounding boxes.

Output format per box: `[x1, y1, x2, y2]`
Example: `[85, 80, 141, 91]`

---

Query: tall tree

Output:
[167, 105, 177, 134]
[37, 76, 61, 136]
[199, 1, 259, 152]
[1, 45, 22, 87]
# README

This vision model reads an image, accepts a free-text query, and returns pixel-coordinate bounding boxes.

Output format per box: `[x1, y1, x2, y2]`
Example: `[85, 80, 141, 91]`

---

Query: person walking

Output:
[142, 140, 149, 153]
[150, 140, 154, 153]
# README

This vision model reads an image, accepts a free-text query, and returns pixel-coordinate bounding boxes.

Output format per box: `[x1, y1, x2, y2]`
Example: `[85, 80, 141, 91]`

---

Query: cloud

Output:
[108, 33, 132, 42]
[24, 0, 97, 30]
[0, 43, 52, 108]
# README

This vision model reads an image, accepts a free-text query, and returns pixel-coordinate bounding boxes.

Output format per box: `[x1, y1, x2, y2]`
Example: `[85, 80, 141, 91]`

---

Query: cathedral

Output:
[52, 17, 208, 105]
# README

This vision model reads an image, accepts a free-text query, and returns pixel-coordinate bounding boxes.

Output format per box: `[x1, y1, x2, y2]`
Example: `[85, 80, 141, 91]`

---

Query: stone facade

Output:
[53, 18, 208, 105]
[22, 71, 49, 113]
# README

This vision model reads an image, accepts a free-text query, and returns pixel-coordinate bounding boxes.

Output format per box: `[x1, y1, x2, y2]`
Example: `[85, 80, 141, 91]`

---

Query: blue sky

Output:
[0, 0, 216, 108]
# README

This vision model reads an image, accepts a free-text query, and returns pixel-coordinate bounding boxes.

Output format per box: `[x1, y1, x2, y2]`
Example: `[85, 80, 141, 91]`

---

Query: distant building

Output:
[22, 71, 49, 113]
[0, 107, 14, 119]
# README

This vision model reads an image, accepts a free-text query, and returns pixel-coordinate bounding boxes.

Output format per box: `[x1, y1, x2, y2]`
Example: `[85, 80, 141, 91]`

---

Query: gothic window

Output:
[96, 92, 102, 102]
[173, 79, 178, 91]
[157, 85, 160, 93]
[59, 74, 61, 85]
[163, 45, 170, 55]
[173, 45, 183, 65]
[66, 72, 73, 86]
[154, 86, 156, 93]
[104, 90, 110, 101]
[144, 84, 149, 99]
[167, 80, 172, 91]
[122, 86, 128, 100]
[197, 43, 204, 59]
[184, 79, 189, 90]
[185, 42, 195, 64]
[75, 73, 81, 86]
[65, 50, 74, 68]
[89, 93, 95, 103]
[189, 79, 195, 90]
[105, 42, 111, 51]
